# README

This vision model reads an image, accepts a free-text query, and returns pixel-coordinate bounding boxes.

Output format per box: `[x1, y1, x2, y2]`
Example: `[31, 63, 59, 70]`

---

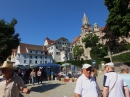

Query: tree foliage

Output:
[90, 44, 107, 59]
[0, 18, 20, 62]
[104, 0, 130, 37]
[104, 0, 130, 53]
[83, 34, 107, 59]
[73, 45, 84, 60]
[82, 34, 99, 48]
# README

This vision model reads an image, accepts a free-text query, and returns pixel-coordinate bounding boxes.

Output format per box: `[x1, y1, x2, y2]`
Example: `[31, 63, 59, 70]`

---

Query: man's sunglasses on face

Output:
[86, 68, 93, 72]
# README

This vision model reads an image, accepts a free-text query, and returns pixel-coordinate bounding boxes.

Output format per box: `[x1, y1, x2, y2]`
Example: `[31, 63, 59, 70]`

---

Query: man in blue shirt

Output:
[120, 64, 130, 90]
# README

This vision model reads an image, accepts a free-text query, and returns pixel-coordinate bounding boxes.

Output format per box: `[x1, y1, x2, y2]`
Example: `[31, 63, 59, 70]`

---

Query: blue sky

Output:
[0, 0, 108, 45]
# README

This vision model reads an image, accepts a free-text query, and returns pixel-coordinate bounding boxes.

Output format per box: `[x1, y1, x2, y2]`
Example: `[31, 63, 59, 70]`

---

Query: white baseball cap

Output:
[104, 62, 114, 67]
[82, 64, 92, 69]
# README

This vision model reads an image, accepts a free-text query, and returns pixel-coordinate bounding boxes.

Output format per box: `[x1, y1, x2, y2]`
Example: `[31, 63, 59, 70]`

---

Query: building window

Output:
[56, 52, 60, 55]
[40, 56, 42, 59]
[56, 46, 58, 49]
[35, 56, 37, 59]
[30, 56, 32, 59]
[45, 56, 47, 59]
[41, 52, 43, 54]
[40, 61, 42, 63]
[30, 60, 32, 64]
[51, 52, 53, 55]
[24, 55, 26, 59]
[24, 60, 26, 63]
[51, 47, 53, 50]
[45, 61, 47, 63]
[30, 51, 32, 53]
[35, 61, 37, 64]
[35, 51, 37, 54]
[58, 42, 59, 44]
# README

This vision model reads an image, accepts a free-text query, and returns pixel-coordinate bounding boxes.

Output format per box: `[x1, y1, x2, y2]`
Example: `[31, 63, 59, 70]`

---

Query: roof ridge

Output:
[20, 42, 43, 47]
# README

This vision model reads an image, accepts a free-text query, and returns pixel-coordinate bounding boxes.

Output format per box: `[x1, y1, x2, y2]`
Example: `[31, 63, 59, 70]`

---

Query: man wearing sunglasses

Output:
[103, 62, 129, 97]
[74, 64, 98, 97]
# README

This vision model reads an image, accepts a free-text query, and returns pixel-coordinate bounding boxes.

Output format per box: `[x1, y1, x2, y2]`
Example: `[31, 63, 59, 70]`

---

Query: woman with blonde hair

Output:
[30, 69, 36, 85]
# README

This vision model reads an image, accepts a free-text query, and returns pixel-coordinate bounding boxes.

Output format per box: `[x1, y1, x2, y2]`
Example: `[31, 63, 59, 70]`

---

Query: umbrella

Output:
[20, 65, 30, 69]
[61, 63, 71, 66]
[37, 63, 60, 67]
[30, 65, 37, 69]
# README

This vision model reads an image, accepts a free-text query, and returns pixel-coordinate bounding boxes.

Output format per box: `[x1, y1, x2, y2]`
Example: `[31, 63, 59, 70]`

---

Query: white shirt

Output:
[74, 74, 98, 97]
[103, 71, 127, 97]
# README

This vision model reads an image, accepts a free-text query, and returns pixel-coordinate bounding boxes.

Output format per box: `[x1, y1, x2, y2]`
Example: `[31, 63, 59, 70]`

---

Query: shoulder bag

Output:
[109, 73, 118, 94]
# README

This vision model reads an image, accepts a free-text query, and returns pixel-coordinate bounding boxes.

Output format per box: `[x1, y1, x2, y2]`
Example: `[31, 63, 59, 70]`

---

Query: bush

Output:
[125, 43, 130, 50]
[112, 52, 130, 62]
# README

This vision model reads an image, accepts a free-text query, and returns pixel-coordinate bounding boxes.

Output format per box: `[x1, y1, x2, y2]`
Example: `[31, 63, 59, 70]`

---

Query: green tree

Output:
[0, 18, 20, 62]
[82, 34, 99, 48]
[73, 45, 84, 60]
[104, 0, 130, 54]
[82, 34, 107, 59]
[90, 44, 107, 59]
[104, 0, 130, 37]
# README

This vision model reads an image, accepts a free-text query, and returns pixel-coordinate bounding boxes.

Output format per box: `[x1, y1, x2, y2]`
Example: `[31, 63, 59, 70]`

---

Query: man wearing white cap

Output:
[74, 64, 98, 97]
[103, 62, 129, 97]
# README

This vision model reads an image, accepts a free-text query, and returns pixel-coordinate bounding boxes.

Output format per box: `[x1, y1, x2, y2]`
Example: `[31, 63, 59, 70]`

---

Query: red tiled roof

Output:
[46, 37, 55, 45]
[99, 26, 105, 31]
[20, 43, 47, 54]
[45, 37, 68, 45]
[73, 36, 80, 43]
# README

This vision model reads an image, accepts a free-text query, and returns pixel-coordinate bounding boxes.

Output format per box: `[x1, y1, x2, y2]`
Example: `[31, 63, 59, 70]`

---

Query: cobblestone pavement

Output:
[20, 73, 105, 97]
[20, 65, 122, 97]
[20, 80, 76, 97]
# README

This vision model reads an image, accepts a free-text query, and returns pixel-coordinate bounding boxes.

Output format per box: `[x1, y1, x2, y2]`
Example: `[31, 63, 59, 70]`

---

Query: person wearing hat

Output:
[74, 64, 98, 97]
[103, 62, 129, 97]
[0, 61, 30, 97]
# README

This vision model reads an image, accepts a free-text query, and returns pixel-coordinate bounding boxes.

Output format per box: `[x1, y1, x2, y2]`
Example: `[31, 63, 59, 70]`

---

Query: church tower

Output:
[82, 13, 89, 25]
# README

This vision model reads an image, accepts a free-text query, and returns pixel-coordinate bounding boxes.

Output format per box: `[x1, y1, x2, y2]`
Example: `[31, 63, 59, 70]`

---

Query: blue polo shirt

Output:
[120, 74, 130, 90]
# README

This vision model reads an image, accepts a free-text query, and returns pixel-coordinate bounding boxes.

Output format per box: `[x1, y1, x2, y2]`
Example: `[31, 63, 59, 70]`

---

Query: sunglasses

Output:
[86, 68, 93, 72]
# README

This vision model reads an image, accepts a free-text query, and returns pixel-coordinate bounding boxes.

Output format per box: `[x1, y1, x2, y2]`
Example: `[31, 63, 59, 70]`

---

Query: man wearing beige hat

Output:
[0, 61, 30, 97]
[74, 64, 98, 97]
[103, 62, 129, 97]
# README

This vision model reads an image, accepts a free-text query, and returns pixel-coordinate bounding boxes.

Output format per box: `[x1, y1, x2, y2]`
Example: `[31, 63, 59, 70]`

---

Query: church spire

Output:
[82, 13, 89, 25]
[83, 13, 87, 19]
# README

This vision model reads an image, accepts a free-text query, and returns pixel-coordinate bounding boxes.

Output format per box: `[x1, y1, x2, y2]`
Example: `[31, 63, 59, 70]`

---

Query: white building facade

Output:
[44, 37, 73, 62]
[11, 43, 53, 66]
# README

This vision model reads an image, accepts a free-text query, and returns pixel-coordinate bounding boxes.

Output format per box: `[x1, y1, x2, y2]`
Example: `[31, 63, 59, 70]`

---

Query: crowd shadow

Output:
[30, 82, 66, 93]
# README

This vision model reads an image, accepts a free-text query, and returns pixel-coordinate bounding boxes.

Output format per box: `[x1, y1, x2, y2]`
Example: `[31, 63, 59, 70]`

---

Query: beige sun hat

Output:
[0, 61, 15, 70]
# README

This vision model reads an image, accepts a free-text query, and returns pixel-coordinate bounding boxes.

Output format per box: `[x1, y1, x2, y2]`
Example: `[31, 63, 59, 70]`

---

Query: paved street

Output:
[20, 80, 76, 97]
[20, 72, 104, 97]
[19, 66, 122, 97]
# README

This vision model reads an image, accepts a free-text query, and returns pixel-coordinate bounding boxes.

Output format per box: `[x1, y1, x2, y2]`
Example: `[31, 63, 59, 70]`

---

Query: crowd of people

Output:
[14, 66, 60, 85]
[74, 63, 130, 97]
[0, 60, 130, 97]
